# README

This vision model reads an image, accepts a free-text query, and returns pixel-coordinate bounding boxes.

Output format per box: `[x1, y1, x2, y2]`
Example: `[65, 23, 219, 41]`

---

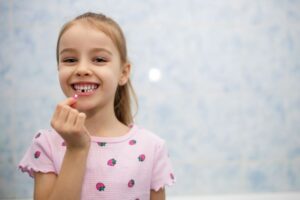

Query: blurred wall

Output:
[0, 0, 300, 198]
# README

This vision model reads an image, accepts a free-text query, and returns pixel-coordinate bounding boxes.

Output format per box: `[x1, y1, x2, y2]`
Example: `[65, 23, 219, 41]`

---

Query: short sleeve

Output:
[18, 130, 56, 178]
[151, 141, 176, 191]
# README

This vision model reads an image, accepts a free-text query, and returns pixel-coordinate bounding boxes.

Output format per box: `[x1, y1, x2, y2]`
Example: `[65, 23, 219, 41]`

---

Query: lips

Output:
[71, 82, 99, 95]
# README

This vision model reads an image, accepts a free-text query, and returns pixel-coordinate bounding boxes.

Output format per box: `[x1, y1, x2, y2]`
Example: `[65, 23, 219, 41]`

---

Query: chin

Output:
[75, 105, 93, 113]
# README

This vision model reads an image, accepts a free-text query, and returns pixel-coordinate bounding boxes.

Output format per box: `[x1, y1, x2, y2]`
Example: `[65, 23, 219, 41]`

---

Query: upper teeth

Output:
[73, 84, 98, 92]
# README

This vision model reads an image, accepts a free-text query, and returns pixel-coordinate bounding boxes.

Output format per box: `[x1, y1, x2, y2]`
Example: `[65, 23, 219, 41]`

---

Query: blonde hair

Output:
[56, 12, 137, 125]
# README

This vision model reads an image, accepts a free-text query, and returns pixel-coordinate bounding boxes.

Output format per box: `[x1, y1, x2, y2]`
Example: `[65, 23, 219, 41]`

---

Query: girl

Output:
[19, 12, 175, 200]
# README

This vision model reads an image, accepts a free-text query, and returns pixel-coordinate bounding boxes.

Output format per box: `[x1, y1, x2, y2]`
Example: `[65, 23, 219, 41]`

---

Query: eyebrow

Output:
[59, 48, 76, 55]
[59, 48, 113, 55]
[91, 48, 113, 55]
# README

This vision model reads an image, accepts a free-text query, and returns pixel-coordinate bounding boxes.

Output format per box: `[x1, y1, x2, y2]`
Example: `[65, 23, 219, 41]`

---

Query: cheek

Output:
[58, 69, 71, 90]
[58, 71, 66, 84]
[99, 67, 121, 85]
[58, 66, 72, 79]
[103, 72, 119, 89]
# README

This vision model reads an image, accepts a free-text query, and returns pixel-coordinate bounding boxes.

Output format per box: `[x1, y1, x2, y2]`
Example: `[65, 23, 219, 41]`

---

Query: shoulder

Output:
[31, 128, 64, 146]
[33, 128, 61, 139]
[133, 125, 166, 147]
[19, 128, 63, 177]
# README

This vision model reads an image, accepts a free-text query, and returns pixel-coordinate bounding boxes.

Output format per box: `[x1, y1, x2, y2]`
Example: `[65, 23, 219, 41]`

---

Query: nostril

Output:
[76, 71, 91, 76]
[75, 65, 91, 76]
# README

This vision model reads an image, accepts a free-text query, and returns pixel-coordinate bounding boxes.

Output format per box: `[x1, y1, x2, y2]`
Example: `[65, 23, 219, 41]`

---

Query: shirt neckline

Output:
[90, 124, 137, 143]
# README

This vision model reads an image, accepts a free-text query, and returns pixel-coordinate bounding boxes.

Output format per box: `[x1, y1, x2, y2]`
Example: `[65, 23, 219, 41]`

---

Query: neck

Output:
[83, 104, 129, 137]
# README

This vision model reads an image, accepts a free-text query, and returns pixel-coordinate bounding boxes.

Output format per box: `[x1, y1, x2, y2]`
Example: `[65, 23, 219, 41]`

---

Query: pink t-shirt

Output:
[19, 124, 175, 200]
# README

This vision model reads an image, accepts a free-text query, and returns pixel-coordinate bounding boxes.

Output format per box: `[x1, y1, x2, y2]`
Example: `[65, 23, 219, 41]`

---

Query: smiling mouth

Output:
[71, 83, 99, 93]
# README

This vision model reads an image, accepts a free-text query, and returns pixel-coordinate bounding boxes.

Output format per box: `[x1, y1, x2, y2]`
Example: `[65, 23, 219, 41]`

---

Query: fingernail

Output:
[73, 94, 78, 99]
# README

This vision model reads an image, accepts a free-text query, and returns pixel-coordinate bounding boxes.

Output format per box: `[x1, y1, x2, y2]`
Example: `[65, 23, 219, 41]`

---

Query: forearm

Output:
[48, 148, 89, 200]
[150, 188, 165, 200]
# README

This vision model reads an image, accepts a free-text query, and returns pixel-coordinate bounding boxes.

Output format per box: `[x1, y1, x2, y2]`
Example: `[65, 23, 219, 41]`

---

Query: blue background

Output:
[0, 0, 300, 198]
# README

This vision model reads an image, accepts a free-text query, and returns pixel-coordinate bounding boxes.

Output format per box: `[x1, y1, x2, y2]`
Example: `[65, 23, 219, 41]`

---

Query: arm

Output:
[34, 97, 90, 200]
[150, 188, 165, 200]
[34, 148, 89, 200]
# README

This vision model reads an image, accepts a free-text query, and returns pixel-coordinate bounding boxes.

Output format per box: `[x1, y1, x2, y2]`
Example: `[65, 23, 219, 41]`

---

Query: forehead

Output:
[59, 22, 117, 53]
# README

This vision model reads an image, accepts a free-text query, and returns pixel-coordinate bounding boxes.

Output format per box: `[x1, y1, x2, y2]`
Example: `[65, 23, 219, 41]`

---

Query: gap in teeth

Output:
[73, 84, 99, 93]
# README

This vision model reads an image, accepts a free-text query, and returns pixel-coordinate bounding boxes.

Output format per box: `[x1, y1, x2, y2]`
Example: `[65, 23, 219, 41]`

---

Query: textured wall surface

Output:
[1, 0, 300, 198]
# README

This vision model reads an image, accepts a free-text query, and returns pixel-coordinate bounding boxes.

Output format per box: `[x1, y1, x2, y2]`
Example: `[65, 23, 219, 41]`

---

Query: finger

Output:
[66, 109, 78, 125]
[52, 104, 62, 121]
[58, 106, 71, 122]
[75, 112, 86, 131]
[71, 94, 78, 108]
[60, 96, 77, 107]
[51, 104, 63, 127]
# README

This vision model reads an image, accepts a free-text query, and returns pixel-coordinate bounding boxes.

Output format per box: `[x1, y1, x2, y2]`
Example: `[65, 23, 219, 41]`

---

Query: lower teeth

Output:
[79, 89, 94, 93]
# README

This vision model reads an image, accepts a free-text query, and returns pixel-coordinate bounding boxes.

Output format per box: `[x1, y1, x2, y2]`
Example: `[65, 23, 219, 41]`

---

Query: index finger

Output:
[60, 95, 77, 107]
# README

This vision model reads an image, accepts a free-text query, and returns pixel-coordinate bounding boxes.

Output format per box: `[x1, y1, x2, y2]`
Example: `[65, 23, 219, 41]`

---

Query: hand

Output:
[51, 97, 90, 150]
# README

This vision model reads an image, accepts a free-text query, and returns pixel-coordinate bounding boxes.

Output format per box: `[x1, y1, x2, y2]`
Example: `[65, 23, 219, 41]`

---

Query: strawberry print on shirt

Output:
[19, 125, 175, 199]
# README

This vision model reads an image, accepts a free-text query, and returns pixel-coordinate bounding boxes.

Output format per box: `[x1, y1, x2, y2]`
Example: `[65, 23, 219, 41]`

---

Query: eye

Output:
[62, 58, 77, 63]
[93, 57, 107, 63]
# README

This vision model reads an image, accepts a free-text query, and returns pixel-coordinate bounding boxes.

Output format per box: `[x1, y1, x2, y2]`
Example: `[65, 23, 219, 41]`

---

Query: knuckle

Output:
[71, 109, 79, 116]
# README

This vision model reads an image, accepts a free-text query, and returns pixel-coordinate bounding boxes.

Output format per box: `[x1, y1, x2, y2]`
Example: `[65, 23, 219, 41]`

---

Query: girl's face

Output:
[58, 22, 130, 113]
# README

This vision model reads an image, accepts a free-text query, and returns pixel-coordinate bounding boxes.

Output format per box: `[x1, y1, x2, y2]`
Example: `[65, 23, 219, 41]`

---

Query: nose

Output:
[75, 59, 92, 76]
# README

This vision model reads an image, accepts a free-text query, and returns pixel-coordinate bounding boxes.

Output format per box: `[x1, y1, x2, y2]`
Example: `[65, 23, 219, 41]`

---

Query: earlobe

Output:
[119, 76, 129, 86]
[118, 79, 126, 85]
[119, 63, 131, 85]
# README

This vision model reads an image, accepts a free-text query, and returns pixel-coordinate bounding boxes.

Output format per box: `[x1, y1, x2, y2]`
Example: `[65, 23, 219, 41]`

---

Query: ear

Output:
[119, 63, 131, 86]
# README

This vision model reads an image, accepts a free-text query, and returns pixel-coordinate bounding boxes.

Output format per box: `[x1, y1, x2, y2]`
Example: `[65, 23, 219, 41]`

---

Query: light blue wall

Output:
[1, 0, 300, 198]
